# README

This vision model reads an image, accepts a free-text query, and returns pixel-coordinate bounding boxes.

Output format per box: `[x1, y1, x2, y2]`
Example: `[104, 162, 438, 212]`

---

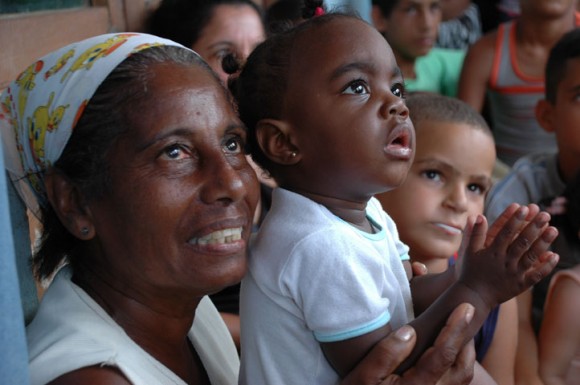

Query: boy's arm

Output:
[514, 290, 544, 385]
[539, 274, 580, 385]
[399, 205, 558, 373]
[457, 32, 495, 112]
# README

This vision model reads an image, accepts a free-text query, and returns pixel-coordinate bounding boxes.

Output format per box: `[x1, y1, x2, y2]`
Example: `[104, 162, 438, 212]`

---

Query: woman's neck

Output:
[72, 265, 200, 344]
[72, 266, 209, 383]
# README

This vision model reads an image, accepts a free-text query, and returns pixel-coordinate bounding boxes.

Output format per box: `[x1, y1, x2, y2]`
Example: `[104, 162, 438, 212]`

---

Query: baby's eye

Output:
[342, 80, 369, 95]
[391, 82, 405, 98]
[224, 136, 245, 155]
[162, 144, 190, 160]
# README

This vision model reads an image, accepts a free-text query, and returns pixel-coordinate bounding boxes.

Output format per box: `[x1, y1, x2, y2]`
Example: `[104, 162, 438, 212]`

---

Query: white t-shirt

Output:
[27, 266, 239, 385]
[239, 188, 413, 385]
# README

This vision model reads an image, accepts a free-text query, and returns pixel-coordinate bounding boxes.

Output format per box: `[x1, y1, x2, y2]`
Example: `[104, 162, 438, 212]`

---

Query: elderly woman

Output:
[1, 33, 477, 385]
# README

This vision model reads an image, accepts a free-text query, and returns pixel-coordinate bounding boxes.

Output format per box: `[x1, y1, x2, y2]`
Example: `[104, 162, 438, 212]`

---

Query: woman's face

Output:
[88, 62, 259, 301]
[192, 4, 265, 84]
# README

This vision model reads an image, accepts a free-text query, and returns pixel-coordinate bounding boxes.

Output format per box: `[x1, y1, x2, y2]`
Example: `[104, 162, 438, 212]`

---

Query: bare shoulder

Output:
[47, 365, 132, 385]
[464, 31, 497, 70]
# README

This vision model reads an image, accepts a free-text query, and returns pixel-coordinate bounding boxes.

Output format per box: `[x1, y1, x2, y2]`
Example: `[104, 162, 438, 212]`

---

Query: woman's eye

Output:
[162, 144, 189, 160]
[224, 136, 244, 155]
[391, 82, 405, 98]
[342, 80, 369, 95]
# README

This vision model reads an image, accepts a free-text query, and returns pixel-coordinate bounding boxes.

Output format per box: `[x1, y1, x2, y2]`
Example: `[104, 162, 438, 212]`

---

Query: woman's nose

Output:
[200, 155, 247, 204]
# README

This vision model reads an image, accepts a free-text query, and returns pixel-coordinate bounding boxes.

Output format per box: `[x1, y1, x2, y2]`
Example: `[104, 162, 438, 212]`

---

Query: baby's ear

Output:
[255, 119, 301, 165]
[44, 168, 96, 240]
[535, 99, 556, 133]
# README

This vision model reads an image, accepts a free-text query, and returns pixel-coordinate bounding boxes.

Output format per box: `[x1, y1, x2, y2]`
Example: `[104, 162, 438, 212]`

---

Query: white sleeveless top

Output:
[27, 267, 239, 385]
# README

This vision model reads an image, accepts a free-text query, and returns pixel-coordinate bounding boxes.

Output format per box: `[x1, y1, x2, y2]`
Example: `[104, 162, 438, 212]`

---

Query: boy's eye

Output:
[468, 183, 487, 195]
[423, 169, 441, 181]
[391, 82, 405, 98]
[342, 80, 369, 95]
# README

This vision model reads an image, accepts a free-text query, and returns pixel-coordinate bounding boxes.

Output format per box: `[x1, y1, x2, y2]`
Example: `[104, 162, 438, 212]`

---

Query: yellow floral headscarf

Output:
[0, 33, 187, 215]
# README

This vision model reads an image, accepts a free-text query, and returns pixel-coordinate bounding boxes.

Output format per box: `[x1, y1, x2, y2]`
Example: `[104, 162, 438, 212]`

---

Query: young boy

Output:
[377, 93, 518, 385]
[458, 0, 579, 166]
[484, 28, 580, 385]
[371, 0, 466, 97]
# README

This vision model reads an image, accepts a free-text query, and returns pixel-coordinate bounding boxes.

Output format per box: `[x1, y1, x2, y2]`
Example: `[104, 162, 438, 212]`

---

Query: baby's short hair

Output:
[405, 92, 491, 137]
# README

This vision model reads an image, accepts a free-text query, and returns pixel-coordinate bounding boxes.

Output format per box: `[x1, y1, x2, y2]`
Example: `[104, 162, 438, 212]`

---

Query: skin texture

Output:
[458, 0, 578, 113]
[377, 118, 516, 385]
[45, 62, 260, 384]
[255, 15, 559, 381]
[371, 0, 442, 79]
[191, 4, 265, 84]
[539, 266, 580, 385]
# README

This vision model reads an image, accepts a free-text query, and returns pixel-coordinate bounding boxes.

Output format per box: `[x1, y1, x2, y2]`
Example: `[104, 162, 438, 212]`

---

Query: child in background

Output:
[371, 0, 466, 97]
[436, 0, 482, 50]
[377, 93, 517, 385]
[539, 173, 580, 385]
[458, 0, 579, 166]
[227, 2, 558, 384]
[484, 28, 580, 385]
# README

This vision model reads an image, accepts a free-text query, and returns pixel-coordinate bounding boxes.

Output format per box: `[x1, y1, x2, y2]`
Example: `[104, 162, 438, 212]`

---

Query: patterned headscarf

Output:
[0, 33, 188, 216]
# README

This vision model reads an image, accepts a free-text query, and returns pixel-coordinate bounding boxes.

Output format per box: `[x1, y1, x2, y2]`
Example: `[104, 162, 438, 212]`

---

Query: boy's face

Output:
[538, 57, 580, 174]
[281, 17, 415, 202]
[376, 0, 441, 61]
[378, 120, 495, 262]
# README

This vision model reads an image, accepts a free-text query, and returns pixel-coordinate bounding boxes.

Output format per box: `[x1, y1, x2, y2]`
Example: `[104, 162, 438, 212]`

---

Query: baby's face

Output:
[281, 17, 415, 203]
[378, 120, 495, 262]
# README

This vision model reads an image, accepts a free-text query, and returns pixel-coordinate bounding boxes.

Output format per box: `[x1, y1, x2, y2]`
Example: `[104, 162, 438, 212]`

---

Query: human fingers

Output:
[488, 205, 531, 252]
[522, 251, 559, 287]
[402, 303, 475, 385]
[411, 262, 428, 277]
[485, 203, 520, 247]
[461, 215, 488, 261]
[340, 326, 416, 385]
[435, 339, 476, 385]
[506, 212, 555, 272]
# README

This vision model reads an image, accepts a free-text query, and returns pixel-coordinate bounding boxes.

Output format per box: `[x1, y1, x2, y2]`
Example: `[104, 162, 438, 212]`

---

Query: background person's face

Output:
[192, 4, 265, 84]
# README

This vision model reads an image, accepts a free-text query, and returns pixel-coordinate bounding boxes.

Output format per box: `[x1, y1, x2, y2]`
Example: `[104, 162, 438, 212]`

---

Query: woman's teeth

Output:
[189, 227, 243, 245]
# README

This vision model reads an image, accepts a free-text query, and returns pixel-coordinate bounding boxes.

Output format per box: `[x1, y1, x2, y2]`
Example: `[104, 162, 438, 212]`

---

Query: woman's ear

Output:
[535, 99, 556, 133]
[255, 119, 301, 165]
[44, 168, 95, 240]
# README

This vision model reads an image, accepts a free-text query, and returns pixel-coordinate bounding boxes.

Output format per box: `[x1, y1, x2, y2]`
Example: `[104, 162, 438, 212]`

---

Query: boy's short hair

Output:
[546, 28, 580, 104]
[405, 92, 491, 136]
